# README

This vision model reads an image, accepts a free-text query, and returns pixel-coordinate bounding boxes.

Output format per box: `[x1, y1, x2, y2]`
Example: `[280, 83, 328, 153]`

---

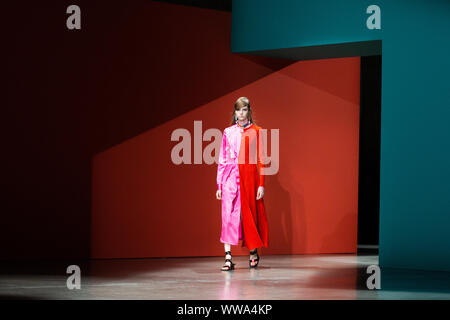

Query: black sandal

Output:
[221, 251, 235, 271]
[249, 249, 260, 268]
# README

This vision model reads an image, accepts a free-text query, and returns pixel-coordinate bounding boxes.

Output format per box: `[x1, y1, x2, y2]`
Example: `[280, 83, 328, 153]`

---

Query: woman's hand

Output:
[216, 190, 222, 200]
[256, 186, 265, 200]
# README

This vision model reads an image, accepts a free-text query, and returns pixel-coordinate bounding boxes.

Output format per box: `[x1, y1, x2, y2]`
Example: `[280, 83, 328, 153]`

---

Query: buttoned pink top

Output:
[216, 123, 244, 245]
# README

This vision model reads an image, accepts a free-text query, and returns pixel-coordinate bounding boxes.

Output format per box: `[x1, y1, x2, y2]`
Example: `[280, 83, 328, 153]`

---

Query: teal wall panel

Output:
[232, 0, 450, 272]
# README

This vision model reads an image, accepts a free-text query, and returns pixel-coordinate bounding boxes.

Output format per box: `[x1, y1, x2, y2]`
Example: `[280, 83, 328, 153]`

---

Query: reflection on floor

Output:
[1, 253, 450, 300]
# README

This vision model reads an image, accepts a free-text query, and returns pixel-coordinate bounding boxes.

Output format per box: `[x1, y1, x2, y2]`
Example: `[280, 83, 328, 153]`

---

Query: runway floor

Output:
[1, 253, 450, 300]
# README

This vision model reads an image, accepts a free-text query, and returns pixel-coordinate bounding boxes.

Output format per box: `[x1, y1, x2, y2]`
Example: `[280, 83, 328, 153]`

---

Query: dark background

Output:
[3, 0, 380, 261]
[3, 0, 292, 260]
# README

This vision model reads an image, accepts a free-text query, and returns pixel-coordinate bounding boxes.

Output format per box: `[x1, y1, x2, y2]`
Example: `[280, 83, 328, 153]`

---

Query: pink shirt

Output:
[216, 124, 242, 191]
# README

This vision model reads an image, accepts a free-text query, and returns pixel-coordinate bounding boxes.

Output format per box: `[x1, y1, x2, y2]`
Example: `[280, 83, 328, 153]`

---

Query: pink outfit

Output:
[217, 124, 243, 245]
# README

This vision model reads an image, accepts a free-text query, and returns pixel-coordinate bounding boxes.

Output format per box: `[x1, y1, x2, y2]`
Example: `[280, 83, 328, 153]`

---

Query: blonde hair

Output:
[230, 97, 256, 125]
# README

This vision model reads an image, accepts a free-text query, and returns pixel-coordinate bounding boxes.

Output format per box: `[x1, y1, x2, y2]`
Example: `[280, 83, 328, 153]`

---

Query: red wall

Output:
[91, 57, 360, 258]
[3, 1, 292, 260]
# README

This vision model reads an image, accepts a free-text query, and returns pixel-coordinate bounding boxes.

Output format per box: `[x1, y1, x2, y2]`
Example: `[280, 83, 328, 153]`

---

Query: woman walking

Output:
[216, 97, 269, 271]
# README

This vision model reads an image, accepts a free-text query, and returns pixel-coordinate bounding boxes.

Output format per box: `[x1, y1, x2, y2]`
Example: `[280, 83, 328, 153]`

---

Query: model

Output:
[216, 96, 269, 271]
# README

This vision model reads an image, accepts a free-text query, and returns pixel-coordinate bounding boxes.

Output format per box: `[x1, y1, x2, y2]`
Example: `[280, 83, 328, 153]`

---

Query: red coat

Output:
[237, 123, 269, 250]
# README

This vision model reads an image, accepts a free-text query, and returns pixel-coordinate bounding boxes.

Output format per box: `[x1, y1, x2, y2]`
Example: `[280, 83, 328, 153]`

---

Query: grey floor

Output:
[1, 253, 450, 300]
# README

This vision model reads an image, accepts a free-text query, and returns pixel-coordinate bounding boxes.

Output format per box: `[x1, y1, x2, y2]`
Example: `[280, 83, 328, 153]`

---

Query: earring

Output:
[234, 115, 238, 121]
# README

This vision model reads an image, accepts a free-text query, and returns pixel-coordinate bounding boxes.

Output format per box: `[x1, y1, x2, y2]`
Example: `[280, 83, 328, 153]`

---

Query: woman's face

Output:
[235, 105, 249, 122]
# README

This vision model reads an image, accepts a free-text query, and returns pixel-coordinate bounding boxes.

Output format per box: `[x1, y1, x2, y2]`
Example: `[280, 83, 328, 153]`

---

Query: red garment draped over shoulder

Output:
[238, 124, 269, 250]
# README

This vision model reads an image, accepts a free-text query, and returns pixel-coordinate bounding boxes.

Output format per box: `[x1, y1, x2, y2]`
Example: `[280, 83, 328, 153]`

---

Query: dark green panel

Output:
[232, 0, 450, 272]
